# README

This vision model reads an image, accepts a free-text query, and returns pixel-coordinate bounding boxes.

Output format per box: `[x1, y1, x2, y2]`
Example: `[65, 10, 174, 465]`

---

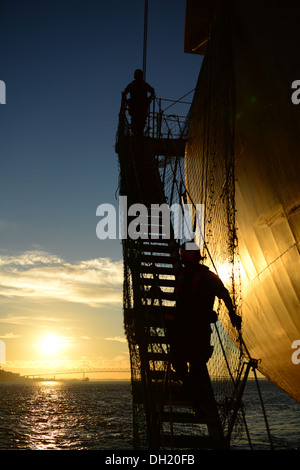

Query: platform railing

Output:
[117, 93, 191, 142]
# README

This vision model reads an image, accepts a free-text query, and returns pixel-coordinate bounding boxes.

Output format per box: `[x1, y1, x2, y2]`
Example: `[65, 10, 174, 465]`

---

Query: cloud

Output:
[0, 315, 66, 327]
[0, 332, 21, 339]
[105, 336, 127, 343]
[0, 250, 123, 307]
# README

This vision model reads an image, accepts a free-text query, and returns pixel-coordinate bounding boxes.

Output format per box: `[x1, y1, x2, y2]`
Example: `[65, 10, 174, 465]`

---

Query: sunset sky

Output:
[0, 0, 202, 378]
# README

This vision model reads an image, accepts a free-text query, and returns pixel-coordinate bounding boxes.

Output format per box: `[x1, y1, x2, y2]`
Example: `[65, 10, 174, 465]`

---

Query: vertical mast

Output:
[143, 0, 148, 80]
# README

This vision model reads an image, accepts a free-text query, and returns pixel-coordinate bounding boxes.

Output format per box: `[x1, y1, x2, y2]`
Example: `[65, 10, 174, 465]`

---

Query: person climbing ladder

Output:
[168, 240, 242, 414]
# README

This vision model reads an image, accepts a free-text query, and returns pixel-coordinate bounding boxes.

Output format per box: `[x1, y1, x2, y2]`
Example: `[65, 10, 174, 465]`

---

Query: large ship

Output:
[116, 0, 299, 450]
[184, 0, 300, 402]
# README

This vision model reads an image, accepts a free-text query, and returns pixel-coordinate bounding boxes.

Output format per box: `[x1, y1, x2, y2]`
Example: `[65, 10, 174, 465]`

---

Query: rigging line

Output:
[161, 89, 195, 113]
[213, 318, 236, 385]
[253, 366, 274, 450]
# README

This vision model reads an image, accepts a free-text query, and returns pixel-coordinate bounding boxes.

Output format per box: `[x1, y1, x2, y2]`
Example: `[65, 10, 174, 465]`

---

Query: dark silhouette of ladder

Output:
[117, 131, 229, 450]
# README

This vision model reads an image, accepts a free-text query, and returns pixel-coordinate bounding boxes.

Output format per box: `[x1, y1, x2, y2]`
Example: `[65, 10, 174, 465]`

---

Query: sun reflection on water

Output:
[0, 381, 133, 450]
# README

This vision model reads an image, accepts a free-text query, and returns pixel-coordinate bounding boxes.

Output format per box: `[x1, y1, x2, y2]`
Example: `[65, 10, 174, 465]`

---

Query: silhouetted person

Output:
[169, 241, 241, 414]
[123, 69, 154, 136]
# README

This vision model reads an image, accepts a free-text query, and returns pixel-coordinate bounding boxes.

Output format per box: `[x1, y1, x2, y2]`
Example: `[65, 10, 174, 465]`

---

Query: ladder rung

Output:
[124, 305, 175, 316]
[148, 336, 169, 344]
[140, 277, 176, 288]
[141, 254, 177, 265]
[141, 265, 178, 275]
[141, 244, 177, 255]
[141, 239, 177, 247]
[143, 290, 176, 301]
[148, 352, 169, 362]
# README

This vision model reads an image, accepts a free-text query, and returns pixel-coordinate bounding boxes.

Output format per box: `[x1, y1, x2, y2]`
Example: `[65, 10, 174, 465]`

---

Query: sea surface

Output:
[0, 379, 299, 451]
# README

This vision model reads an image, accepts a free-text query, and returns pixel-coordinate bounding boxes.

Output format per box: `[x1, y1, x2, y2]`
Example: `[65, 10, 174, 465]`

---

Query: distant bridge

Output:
[24, 367, 130, 379]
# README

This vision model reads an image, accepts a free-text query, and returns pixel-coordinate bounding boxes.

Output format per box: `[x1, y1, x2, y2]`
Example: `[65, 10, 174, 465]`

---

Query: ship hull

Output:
[185, 1, 300, 401]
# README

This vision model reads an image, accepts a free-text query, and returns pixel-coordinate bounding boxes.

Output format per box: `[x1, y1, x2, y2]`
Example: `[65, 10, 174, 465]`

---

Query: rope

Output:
[143, 0, 148, 80]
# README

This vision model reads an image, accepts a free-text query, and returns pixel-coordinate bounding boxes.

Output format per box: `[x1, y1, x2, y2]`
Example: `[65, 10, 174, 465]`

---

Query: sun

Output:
[40, 334, 65, 356]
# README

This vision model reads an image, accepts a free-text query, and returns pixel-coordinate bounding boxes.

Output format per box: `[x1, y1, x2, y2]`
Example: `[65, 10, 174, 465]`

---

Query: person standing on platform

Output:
[123, 69, 155, 136]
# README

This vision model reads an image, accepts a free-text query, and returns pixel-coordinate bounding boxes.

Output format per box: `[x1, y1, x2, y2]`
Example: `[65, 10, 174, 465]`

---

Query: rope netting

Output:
[180, 3, 252, 441]
[155, 116, 247, 441]
[116, 33, 259, 444]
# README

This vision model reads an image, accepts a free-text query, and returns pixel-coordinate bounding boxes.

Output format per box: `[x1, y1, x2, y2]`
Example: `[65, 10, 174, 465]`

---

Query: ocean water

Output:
[232, 379, 300, 450]
[0, 380, 133, 450]
[0, 379, 299, 451]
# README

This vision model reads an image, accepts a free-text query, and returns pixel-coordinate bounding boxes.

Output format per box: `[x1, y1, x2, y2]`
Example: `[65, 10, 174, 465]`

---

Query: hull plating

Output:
[185, 1, 300, 402]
